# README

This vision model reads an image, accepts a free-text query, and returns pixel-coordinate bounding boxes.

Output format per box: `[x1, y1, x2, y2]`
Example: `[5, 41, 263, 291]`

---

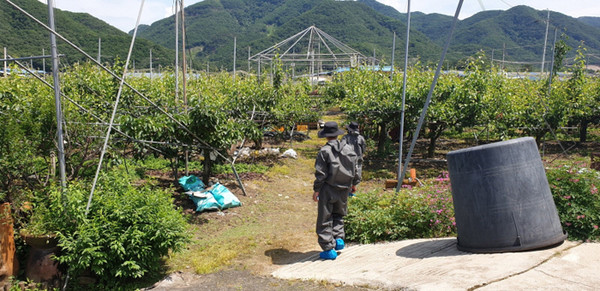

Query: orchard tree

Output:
[0, 70, 55, 202]
[338, 68, 405, 155]
[565, 44, 596, 142]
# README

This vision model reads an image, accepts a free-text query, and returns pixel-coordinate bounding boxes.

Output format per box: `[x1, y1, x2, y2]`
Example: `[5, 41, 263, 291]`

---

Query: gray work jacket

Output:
[313, 139, 359, 192]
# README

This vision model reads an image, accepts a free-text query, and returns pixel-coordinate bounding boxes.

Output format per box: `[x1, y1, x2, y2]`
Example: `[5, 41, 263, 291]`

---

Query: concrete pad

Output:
[272, 238, 588, 290]
[479, 242, 600, 290]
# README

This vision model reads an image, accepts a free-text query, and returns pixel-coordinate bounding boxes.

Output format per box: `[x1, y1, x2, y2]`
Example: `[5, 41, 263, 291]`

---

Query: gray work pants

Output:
[316, 183, 349, 251]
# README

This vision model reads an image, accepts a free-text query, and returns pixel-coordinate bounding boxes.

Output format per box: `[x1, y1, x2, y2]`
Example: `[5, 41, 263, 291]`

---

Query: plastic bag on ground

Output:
[189, 194, 221, 212]
[281, 148, 297, 159]
[179, 175, 241, 212]
[209, 183, 242, 210]
[178, 175, 205, 192]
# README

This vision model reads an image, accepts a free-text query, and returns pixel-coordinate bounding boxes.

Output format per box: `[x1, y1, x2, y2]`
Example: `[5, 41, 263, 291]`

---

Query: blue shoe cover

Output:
[335, 238, 345, 250]
[319, 249, 337, 260]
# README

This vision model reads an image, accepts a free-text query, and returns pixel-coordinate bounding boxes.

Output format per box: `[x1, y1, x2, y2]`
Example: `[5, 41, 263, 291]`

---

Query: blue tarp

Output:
[178, 175, 205, 191]
[178, 175, 241, 212]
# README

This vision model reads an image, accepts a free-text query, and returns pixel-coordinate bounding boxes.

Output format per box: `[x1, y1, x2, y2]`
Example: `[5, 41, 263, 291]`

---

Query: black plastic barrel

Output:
[447, 137, 566, 253]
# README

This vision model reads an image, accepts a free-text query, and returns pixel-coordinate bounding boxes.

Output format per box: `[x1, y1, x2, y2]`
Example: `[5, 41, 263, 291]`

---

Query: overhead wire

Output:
[7, 54, 165, 155]
[87, 0, 146, 215]
[397, 0, 464, 192]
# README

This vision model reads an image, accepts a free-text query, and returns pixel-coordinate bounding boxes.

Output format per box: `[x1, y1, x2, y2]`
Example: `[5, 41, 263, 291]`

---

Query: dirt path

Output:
[143, 135, 386, 290]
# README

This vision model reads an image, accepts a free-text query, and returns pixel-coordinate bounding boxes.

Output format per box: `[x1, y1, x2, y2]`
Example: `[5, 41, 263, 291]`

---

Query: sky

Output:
[39, 0, 600, 33]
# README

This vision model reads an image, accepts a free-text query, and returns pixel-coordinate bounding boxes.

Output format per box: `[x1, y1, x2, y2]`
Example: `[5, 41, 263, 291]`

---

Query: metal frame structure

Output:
[249, 25, 372, 77]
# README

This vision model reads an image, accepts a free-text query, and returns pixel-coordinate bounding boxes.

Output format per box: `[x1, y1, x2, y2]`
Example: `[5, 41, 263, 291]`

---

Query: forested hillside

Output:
[0, 0, 174, 70]
[3, 0, 600, 71]
[135, 0, 442, 70]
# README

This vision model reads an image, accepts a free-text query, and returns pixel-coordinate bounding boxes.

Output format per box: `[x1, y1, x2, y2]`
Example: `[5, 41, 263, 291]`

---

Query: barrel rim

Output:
[447, 136, 535, 156]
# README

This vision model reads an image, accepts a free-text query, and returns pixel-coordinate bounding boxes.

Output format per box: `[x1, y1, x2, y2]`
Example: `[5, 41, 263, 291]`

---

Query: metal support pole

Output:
[373, 48, 376, 66]
[181, 0, 188, 109]
[180, 0, 189, 175]
[47, 0, 66, 190]
[390, 31, 396, 79]
[97, 38, 101, 63]
[398, 0, 463, 188]
[502, 42, 505, 71]
[396, 0, 411, 192]
[541, 9, 550, 74]
[42, 48, 45, 73]
[233, 36, 236, 81]
[175, 0, 179, 107]
[3, 47, 6, 77]
[149, 48, 153, 79]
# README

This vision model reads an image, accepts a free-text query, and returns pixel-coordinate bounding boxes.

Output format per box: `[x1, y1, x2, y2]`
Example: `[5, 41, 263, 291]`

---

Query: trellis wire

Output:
[398, 0, 464, 191]
[7, 54, 165, 155]
[87, 0, 146, 215]
[4, 0, 248, 194]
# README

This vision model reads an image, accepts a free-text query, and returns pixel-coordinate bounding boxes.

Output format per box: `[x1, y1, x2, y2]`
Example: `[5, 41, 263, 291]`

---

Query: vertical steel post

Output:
[180, 0, 189, 176]
[233, 36, 237, 81]
[149, 48, 153, 79]
[396, 0, 411, 192]
[97, 38, 101, 63]
[502, 42, 505, 71]
[47, 0, 67, 189]
[390, 31, 396, 79]
[181, 0, 188, 109]
[175, 0, 179, 106]
[3, 47, 6, 77]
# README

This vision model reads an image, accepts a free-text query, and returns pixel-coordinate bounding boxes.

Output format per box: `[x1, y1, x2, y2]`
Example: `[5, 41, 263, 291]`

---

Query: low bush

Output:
[345, 173, 456, 244]
[547, 165, 600, 241]
[31, 170, 189, 288]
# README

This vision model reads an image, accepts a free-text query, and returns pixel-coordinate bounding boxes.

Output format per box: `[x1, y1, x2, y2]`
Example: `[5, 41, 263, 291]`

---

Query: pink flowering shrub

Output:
[345, 172, 456, 244]
[547, 165, 600, 241]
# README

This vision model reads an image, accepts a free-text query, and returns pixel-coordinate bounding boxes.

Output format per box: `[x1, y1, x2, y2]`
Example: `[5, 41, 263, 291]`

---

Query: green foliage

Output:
[547, 165, 600, 241]
[0, 70, 54, 202]
[52, 170, 189, 287]
[345, 174, 456, 243]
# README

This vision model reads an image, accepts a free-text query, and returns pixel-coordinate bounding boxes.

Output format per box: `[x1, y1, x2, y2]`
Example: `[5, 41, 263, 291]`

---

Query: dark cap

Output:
[318, 121, 345, 138]
[346, 121, 359, 132]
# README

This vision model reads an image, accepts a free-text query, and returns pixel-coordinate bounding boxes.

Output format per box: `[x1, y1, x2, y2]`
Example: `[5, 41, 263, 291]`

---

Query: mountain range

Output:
[2, 0, 600, 72]
[134, 0, 600, 71]
[0, 0, 174, 70]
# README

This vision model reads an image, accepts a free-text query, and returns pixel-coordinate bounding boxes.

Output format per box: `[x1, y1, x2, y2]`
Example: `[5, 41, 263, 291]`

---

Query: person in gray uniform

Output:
[313, 121, 360, 260]
[341, 121, 366, 195]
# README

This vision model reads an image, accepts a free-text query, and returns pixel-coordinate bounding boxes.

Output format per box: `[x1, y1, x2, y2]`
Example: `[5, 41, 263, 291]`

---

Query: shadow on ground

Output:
[265, 248, 320, 265]
[395, 237, 470, 259]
